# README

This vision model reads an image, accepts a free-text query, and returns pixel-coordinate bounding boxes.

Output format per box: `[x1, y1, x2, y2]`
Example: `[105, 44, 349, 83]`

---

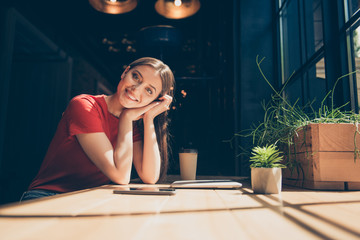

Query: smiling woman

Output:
[21, 57, 175, 201]
[114, 64, 163, 111]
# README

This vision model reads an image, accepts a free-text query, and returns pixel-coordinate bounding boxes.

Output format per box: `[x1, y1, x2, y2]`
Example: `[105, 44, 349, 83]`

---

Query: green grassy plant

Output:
[229, 56, 360, 171]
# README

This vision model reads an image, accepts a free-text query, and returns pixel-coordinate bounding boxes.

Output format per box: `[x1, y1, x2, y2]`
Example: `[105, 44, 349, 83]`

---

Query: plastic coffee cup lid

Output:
[179, 148, 198, 153]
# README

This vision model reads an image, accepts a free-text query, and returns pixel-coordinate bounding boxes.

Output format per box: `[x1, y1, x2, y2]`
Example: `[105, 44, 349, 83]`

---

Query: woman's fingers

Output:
[158, 94, 173, 110]
[121, 102, 159, 121]
[143, 101, 161, 112]
[143, 95, 173, 120]
[159, 94, 173, 102]
[134, 102, 160, 119]
[123, 95, 173, 121]
[152, 95, 172, 112]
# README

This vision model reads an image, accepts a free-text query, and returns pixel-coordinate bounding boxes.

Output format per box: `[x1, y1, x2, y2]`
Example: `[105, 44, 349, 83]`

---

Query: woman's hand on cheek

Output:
[120, 101, 161, 121]
[143, 94, 173, 121]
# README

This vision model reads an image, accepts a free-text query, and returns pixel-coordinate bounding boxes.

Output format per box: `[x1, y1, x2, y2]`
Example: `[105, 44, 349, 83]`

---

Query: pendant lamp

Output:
[155, 0, 200, 19]
[89, 0, 137, 14]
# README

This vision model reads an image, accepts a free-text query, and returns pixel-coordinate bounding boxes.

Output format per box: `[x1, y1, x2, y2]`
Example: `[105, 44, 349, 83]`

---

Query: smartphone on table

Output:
[113, 186, 176, 196]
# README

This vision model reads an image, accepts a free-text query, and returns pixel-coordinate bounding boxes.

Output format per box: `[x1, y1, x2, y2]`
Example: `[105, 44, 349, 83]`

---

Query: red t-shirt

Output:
[28, 94, 142, 193]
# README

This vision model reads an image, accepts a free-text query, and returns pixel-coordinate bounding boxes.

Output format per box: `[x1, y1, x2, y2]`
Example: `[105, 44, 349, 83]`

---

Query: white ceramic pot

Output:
[251, 168, 282, 194]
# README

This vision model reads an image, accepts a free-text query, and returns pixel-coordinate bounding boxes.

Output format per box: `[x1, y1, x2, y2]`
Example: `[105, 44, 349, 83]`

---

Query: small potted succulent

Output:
[250, 144, 286, 194]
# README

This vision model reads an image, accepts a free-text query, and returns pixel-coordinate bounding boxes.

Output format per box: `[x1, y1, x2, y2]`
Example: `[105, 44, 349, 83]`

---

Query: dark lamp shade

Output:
[155, 0, 200, 19]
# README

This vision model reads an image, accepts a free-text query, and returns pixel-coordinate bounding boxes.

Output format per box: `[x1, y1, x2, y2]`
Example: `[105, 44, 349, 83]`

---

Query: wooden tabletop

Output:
[1, 178, 360, 240]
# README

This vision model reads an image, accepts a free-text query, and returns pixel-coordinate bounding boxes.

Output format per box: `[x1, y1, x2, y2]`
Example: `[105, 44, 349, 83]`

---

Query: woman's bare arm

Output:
[133, 95, 172, 184]
[76, 101, 161, 185]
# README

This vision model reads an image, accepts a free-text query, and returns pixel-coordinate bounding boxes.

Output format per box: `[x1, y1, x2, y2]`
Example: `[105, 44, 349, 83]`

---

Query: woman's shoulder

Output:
[71, 94, 104, 102]
[67, 94, 107, 113]
[70, 94, 105, 106]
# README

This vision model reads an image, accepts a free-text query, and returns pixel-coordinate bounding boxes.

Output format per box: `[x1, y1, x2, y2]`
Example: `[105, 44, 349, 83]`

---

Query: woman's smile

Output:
[125, 88, 139, 102]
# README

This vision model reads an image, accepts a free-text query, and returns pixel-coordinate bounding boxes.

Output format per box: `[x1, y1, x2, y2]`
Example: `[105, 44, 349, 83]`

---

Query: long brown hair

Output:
[128, 57, 175, 181]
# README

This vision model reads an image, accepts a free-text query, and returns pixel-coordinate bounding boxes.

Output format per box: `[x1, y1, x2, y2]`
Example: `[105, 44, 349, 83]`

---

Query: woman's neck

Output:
[105, 94, 124, 118]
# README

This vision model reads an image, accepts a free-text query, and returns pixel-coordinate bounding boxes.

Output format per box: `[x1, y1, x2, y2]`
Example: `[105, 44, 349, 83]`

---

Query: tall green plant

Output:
[231, 56, 360, 165]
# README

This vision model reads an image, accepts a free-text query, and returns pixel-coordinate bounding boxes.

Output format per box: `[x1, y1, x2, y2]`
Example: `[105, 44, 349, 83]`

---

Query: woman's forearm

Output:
[139, 117, 161, 184]
[113, 115, 134, 184]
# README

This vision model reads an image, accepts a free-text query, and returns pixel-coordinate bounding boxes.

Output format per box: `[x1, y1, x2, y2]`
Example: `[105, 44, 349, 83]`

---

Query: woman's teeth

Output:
[126, 89, 138, 101]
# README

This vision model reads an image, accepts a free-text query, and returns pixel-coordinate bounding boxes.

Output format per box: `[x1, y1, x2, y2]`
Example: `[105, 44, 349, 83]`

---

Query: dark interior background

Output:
[0, 1, 276, 204]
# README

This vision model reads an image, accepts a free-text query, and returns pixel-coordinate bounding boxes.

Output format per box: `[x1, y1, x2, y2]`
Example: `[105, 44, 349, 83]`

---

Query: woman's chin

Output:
[119, 96, 152, 109]
[118, 96, 134, 107]
[120, 100, 140, 109]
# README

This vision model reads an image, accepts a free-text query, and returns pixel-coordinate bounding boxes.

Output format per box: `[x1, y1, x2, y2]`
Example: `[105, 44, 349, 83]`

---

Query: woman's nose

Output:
[130, 85, 141, 98]
[130, 84, 140, 91]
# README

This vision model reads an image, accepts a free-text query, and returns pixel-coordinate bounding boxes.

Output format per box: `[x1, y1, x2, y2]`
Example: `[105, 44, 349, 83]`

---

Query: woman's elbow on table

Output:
[111, 175, 131, 185]
[140, 175, 159, 185]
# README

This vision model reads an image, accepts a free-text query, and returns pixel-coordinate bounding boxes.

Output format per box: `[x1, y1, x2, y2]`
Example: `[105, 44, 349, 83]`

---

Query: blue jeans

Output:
[20, 189, 58, 202]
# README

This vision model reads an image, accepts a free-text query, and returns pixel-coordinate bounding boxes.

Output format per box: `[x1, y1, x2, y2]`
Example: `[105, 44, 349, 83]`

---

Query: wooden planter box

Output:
[283, 123, 360, 190]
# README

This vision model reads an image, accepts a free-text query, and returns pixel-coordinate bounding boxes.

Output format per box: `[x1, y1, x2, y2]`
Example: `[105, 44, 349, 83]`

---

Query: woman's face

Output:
[116, 65, 163, 108]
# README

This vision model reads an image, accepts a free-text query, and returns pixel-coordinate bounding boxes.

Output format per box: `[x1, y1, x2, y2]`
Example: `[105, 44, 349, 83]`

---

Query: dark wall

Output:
[234, 0, 276, 175]
[0, 8, 72, 205]
[0, 8, 111, 204]
[168, 2, 236, 177]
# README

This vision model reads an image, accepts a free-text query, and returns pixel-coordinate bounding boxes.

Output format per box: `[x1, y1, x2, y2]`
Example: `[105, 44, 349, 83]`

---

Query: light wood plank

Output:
[213, 189, 263, 209]
[0, 212, 249, 240]
[317, 123, 360, 152]
[0, 189, 119, 216]
[284, 205, 360, 240]
[318, 152, 360, 181]
[160, 189, 227, 212]
[0, 216, 151, 240]
[280, 190, 360, 205]
[301, 202, 360, 235]
[124, 211, 250, 240]
[0, 218, 59, 240]
[231, 208, 321, 239]
[293, 123, 360, 153]
[0, 185, 172, 216]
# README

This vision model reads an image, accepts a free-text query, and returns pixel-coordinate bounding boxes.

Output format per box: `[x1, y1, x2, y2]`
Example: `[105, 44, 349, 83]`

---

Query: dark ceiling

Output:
[7, 0, 228, 87]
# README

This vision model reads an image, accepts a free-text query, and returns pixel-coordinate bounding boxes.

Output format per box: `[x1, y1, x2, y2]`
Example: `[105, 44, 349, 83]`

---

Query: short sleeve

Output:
[65, 95, 104, 136]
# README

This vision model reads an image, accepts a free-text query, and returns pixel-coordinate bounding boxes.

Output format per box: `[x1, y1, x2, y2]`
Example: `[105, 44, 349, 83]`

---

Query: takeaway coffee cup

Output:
[179, 149, 198, 180]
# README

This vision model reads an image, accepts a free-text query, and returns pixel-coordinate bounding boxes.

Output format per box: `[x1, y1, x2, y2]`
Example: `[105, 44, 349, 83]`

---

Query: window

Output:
[310, 0, 324, 53]
[350, 26, 360, 108]
[277, 0, 325, 107]
[279, 0, 301, 82]
[348, 0, 360, 16]
[345, 0, 360, 111]
[308, 58, 327, 109]
[276, 0, 360, 111]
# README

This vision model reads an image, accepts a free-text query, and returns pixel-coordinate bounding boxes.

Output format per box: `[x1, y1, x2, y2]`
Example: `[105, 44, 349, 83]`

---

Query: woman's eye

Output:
[132, 73, 140, 82]
[146, 88, 153, 95]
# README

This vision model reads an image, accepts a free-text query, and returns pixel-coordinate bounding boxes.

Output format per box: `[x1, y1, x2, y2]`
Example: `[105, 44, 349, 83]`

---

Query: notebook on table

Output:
[170, 179, 242, 189]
